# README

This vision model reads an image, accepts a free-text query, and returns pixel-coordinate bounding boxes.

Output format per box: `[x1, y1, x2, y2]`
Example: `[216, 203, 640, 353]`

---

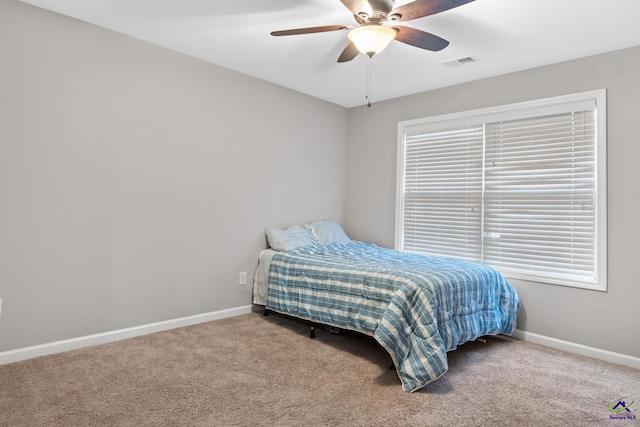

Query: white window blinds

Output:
[483, 111, 597, 284]
[396, 90, 607, 291]
[402, 125, 484, 261]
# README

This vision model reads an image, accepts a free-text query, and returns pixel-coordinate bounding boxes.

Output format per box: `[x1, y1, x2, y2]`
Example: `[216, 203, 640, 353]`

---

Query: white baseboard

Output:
[0, 305, 253, 365]
[4, 313, 638, 371]
[513, 329, 640, 370]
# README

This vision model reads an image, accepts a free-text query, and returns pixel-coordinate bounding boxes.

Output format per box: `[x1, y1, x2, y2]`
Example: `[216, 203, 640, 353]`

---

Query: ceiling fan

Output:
[271, 0, 475, 62]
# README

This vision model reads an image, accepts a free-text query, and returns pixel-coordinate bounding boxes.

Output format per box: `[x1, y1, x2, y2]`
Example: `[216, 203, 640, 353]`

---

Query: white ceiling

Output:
[19, 0, 640, 108]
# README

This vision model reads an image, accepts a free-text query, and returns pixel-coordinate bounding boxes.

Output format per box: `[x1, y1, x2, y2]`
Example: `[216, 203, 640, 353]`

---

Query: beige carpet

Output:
[1, 311, 639, 427]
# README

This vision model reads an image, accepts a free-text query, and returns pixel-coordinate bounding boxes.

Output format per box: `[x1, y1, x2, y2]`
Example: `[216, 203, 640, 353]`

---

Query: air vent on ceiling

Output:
[440, 55, 480, 69]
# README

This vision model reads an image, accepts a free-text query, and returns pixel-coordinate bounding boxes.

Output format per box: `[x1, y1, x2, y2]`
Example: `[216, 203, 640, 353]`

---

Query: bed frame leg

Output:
[263, 308, 269, 317]
[310, 325, 316, 339]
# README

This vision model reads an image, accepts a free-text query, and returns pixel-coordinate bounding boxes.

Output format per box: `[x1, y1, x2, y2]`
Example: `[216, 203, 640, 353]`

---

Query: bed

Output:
[253, 221, 521, 392]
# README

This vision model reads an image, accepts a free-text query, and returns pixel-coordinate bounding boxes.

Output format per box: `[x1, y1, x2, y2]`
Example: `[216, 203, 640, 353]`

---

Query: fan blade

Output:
[271, 25, 351, 36]
[392, 26, 449, 51]
[389, 0, 475, 22]
[337, 42, 360, 62]
[340, 0, 373, 18]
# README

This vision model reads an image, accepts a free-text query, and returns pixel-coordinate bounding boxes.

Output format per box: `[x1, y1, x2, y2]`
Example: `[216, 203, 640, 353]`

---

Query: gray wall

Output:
[0, 0, 348, 351]
[346, 46, 640, 358]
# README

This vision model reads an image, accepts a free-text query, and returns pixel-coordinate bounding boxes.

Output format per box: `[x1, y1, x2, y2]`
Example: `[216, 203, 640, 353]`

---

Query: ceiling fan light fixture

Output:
[348, 25, 396, 58]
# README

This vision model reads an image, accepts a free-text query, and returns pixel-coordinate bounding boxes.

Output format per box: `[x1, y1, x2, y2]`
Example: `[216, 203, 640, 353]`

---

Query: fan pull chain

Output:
[366, 60, 372, 108]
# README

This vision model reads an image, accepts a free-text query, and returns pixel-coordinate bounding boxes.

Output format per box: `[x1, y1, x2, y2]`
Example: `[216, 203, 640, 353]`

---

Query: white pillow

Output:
[310, 221, 351, 246]
[265, 225, 320, 251]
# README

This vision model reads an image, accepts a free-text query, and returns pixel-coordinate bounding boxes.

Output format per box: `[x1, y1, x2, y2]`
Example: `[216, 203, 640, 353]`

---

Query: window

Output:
[396, 90, 607, 291]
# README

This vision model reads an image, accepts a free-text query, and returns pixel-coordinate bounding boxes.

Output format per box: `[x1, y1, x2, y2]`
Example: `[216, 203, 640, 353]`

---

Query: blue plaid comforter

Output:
[266, 241, 521, 392]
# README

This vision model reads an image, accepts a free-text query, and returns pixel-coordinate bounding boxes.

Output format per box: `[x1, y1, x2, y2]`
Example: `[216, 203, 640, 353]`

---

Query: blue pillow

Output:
[265, 225, 320, 251]
[310, 221, 351, 246]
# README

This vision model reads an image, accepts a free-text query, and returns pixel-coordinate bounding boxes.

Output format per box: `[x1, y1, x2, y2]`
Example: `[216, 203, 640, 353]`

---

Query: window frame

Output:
[395, 90, 607, 291]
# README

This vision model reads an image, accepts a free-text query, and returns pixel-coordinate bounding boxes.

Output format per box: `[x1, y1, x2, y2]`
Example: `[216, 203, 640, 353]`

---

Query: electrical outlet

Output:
[239, 271, 247, 286]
